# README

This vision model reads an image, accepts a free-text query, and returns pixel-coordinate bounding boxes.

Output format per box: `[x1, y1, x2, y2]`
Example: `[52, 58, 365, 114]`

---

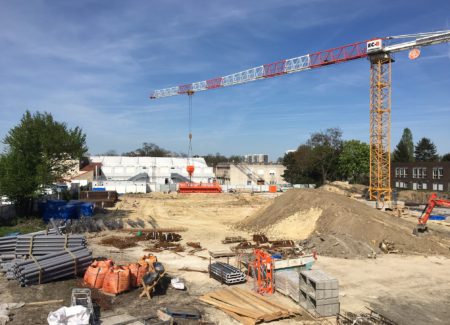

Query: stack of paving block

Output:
[275, 270, 300, 301]
[299, 269, 339, 317]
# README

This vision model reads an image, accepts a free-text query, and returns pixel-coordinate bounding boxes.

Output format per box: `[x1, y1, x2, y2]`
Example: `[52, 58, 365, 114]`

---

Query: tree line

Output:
[281, 128, 369, 185]
[282, 127, 450, 186]
[101, 144, 244, 167]
[393, 128, 450, 162]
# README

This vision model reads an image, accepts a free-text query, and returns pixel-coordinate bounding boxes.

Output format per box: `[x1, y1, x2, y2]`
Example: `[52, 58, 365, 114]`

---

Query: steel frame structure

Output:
[369, 54, 392, 202]
[149, 31, 450, 203]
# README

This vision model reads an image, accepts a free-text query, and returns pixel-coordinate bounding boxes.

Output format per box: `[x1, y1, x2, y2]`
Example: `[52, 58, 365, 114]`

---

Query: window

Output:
[396, 181, 408, 189]
[413, 167, 427, 179]
[433, 183, 444, 191]
[395, 168, 408, 178]
[433, 167, 444, 179]
[422, 183, 427, 190]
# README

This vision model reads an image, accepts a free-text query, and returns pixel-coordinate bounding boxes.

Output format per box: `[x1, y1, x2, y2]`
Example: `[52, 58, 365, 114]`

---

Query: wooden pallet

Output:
[199, 287, 297, 325]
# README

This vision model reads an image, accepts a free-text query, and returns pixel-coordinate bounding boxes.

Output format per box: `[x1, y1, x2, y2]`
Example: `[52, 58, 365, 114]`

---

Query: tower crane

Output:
[150, 30, 450, 203]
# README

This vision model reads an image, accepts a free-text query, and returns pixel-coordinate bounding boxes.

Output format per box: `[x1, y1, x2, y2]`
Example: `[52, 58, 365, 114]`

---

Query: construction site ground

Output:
[1, 189, 450, 324]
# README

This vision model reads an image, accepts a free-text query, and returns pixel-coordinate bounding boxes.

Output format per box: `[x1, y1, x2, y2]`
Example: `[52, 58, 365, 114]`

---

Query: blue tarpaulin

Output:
[39, 200, 94, 221]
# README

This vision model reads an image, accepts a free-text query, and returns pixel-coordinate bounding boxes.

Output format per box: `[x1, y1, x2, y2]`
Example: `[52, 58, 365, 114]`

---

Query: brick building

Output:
[391, 161, 450, 192]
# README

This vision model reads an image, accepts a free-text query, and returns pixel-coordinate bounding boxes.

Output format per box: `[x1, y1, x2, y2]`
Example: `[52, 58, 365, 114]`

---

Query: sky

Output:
[1, 0, 450, 161]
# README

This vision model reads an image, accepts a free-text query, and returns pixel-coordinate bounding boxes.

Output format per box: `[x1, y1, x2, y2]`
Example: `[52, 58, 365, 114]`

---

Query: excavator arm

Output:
[414, 193, 450, 235]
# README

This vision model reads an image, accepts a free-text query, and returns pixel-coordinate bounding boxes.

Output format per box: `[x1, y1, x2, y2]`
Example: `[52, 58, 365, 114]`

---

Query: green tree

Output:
[442, 153, 450, 162]
[338, 140, 370, 184]
[203, 153, 228, 167]
[393, 128, 414, 162]
[228, 155, 244, 164]
[123, 142, 172, 157]
[0, 111, 87, 214]
[414, 137, 438, 162]
[281, 151, 302, 184]
[307, 128, 343, 184]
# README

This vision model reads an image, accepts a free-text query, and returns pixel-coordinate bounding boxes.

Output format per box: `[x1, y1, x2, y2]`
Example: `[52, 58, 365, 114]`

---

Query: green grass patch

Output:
[0, 218, 46, 237]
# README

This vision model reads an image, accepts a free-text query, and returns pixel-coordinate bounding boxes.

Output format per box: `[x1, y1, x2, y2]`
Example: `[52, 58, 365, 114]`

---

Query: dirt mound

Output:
[320, 181, 367, 197]
[239, 189, 450, 258]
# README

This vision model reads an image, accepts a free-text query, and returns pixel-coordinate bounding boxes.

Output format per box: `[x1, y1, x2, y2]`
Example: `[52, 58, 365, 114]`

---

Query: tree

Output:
[102, 150, 119, 156]
[307, 128, 343, 184]
[414, 137, 438, 162]
[338, 140, 370, 184]
[123, 142, 172, 157]
[281, 151, 303, 184]
[0, 111, 87, 214]
[203, 153, 229, 167]
[281, 128, 342, 186]
[393, 128, 414, 162]
[228, 155, 244, 164]
[442, 153, 450, 162]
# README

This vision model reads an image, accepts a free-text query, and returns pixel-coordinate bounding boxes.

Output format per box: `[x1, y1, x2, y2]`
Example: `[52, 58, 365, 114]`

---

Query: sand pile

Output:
[239, 189, 450, 258]
[320, 181, 367, 197]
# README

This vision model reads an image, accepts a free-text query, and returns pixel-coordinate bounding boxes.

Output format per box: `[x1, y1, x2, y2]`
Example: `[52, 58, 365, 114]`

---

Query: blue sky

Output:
[1, 0, 449, 161]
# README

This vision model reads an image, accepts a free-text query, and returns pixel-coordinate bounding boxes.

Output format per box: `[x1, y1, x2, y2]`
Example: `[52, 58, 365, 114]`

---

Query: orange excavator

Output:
[413, 193, 450, 235]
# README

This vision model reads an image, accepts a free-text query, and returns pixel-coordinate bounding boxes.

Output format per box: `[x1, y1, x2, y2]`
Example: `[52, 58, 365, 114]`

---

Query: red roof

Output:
[81, 162, 102, 172]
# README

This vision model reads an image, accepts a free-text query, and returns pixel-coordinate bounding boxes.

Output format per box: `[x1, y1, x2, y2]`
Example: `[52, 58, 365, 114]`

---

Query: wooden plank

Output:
[208, 250, 235, 258]
[232, 288, 293, 321]
[222, 288, 277, 316]
[234, 287, 294, 313]
[25, 299, 64, 306]
[210, 290, 266, 320]
[199, 295, 261, 319]
[221, 309, 256, 325]
[225, 291, 284, 322]
[228, 288, 281, 313]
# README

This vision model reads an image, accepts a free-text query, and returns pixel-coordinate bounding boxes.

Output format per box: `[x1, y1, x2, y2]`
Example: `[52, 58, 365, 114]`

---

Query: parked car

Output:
[0, 196, 12, 206]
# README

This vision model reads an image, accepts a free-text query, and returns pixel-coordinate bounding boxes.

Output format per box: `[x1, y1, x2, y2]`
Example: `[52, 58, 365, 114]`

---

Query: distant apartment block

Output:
[244, 154, 269, 164]
[391, 161, 450, 192]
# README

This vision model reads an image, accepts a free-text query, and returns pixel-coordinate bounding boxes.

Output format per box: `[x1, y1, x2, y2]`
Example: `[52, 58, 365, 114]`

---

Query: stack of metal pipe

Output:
[0, 228, 59, 256]
[209, 262, 246, 285]
[15, 234, 86, 257]
[12, 247, 92, 286]
[0, 236, 17, 255]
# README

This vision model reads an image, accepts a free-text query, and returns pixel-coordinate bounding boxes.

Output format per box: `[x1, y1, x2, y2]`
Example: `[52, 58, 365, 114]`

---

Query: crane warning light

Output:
[409, 48, 421, 60]
[367, 39, 383, 53]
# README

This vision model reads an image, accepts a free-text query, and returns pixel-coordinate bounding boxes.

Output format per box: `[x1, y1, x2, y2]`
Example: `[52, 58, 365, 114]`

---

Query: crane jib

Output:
[150, 30, 450, 99]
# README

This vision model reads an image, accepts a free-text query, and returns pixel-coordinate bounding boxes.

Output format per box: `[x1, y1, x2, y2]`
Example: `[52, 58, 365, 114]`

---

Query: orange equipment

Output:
[251, 249, 274, 295]
[413, 193, 450, 235]
[178, 182, 222, 193]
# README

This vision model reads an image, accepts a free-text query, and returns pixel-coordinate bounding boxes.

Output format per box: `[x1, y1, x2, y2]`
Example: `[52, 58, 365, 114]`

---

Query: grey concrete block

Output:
[300, 269, 339, 290]
[315, 303, 340, 317]
[312, 289, 339, 300]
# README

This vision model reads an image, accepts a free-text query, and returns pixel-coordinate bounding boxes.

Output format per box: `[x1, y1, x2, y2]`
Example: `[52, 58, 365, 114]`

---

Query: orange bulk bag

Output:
[83, 260, 112, 289]
[102, 266, 130, 295]
[128, 261, 149, 287]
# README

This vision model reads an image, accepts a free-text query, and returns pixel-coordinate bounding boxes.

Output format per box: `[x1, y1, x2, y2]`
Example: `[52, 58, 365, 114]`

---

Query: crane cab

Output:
[367, 39, 383, 53]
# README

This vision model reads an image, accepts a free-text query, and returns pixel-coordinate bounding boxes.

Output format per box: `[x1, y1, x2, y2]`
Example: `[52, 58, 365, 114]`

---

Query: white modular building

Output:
[89, 156, 215, 193]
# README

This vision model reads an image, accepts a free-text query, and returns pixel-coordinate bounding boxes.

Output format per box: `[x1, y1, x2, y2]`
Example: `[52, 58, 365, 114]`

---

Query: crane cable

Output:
[188, 91, 193, 161]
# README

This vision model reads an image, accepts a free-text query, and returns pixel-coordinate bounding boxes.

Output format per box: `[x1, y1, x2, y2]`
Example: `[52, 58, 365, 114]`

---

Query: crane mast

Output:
[149, 30, 450, 203]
